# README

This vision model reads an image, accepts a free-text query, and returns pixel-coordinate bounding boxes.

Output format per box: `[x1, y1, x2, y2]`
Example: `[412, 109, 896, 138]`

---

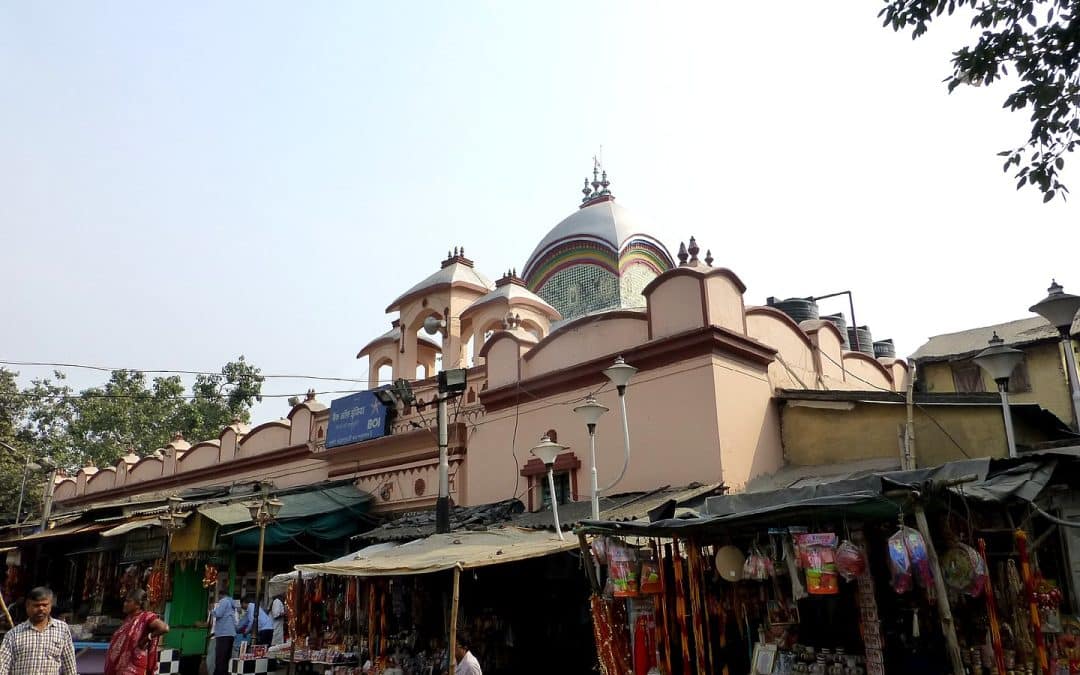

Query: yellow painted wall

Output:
[781, 401, 1062, 468]
[171, 513, 217, 553]
[920, 341, 1075, 427]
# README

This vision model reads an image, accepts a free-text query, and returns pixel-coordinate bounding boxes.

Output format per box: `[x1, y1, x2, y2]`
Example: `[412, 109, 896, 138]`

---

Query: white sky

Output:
[2, 1, 1076, 424]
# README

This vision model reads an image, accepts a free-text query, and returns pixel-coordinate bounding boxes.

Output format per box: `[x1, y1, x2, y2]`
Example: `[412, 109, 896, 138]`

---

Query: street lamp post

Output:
[158, 495, 186, 610]
[573, 397, 608, 521]
[246, 491, 283, 636]
[572, 357, 637, 521]
[14, 456, 41, 526]
[0, 440, 54, 527]
[1030, 280, 1080, 430]
[530, 436, 569, 540]
[974, 332, 1025, 458]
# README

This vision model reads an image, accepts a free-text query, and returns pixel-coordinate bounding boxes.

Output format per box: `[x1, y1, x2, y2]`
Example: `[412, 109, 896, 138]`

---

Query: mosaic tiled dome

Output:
[521, 168, 674, 323]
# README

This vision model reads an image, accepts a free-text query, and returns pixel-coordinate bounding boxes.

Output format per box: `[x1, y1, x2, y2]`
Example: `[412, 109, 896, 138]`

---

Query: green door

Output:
[164, 563, 209, 656]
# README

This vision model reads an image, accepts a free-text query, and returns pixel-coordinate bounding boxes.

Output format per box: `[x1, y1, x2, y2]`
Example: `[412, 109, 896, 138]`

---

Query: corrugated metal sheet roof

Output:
[911, 315, 1080, 363]
[513, 483, 722, 531]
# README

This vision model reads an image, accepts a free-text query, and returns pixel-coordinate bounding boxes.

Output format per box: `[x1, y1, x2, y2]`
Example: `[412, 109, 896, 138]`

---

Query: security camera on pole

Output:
[423, 315, 469, 534]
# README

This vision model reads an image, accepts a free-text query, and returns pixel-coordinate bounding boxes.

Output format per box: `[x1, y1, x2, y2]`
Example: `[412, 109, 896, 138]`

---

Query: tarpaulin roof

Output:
[267, 542, 399, 597]
[578, 453, 1077, 539]
[296, 527, 576, 577]
[357, 499, 524, 543]
[200, 484, 373, 546]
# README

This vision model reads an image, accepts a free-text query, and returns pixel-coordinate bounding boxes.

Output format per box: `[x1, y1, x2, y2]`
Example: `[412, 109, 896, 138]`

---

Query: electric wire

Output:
[0, 359, 382, 384]
[813, 346, 973, 459]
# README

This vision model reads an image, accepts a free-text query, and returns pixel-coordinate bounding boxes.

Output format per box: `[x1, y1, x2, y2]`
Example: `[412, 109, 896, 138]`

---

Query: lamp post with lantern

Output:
[246, 491, 284, 612]
[158, 495, 186, 610]
[1029, 279, 1080, 430]
[572, 356, 637, 521]
[973, 332, 1025, 458]
[530, 436, 569, 540]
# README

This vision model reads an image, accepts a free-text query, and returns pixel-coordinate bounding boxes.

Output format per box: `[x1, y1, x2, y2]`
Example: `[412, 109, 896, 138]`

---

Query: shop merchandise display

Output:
[583, 502, 1080, 675]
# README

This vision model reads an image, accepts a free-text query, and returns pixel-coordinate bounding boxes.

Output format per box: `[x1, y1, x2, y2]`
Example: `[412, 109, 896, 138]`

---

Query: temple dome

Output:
[522, 168, 674, 323]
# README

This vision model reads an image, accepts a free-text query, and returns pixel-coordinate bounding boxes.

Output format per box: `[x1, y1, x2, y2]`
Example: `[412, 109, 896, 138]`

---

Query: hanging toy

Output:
[888, 530, 913, 593]
[836, 540, 866, 581]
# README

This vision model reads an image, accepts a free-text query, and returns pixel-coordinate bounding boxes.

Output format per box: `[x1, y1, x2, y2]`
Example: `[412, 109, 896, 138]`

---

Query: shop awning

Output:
[201, 484, 373, 547]
[16, 522, 110, 543]
[267, 542, 400, 597]
[101, 515, 188, 538]
[197, 503, 252, 527]
[296, 527, 576, 577]
[578, 453, 1078, 539]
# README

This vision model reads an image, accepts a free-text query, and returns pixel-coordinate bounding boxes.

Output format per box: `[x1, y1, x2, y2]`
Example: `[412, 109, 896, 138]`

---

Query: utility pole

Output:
[435, 369, 468, 534]
[436, 391, 450, 534]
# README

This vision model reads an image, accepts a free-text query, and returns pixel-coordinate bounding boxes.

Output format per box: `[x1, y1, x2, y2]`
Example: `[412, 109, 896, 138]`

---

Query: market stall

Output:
[578, 453, 1080, 675]
[264, 527, 583, 675]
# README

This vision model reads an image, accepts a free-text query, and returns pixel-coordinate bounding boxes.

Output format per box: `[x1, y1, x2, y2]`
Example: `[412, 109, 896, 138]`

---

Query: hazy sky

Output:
[2, 1, 1076, 425]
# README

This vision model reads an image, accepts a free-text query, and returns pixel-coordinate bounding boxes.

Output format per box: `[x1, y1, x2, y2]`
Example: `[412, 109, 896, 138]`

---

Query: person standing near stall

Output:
[0, 587, 77, 675]
[211, 592, 239, 675]
[454, 636, 482, 675]
[269, 595, 286, 646]
[104, 589, 169, 675]
[241, 597, 273, 646]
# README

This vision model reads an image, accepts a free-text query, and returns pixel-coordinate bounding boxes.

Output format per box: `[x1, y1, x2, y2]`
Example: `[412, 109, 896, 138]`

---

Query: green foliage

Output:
[880, 0, 1080, 201]
[0, 358, 264, 522]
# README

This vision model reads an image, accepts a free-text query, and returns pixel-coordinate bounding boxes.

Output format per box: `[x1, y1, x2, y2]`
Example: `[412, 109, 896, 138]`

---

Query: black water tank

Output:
[821, 313, 850, 349]
[847, 326, 874, 356]
[873, 339, 896, 359]
[766, 296, 820, 323]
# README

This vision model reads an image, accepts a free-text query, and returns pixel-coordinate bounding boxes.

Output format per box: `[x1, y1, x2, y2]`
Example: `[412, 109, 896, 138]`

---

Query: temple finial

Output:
[705, 249, 714, 267]
[677, 242, 689, 266]
[688, 236, 700, 263]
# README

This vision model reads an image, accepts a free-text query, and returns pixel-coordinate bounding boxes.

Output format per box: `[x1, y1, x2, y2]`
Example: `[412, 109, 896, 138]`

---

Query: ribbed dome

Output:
[523, 199, 661, 277]
[521, 173, 674, 324]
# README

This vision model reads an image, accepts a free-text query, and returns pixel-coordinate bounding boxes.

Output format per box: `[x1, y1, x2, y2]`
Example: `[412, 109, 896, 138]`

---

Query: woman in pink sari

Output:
[105, 589, 170, 675]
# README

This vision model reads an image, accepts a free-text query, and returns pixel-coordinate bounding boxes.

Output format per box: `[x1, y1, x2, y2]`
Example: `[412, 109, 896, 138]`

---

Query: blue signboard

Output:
[326, 390, 391, 448]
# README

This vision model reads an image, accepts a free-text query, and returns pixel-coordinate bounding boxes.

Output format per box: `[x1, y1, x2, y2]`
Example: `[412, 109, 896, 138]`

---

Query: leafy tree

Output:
[881, 0, 1080, 201]
[0, 358, 264, 521]
[0, 368, 39, 523]
[66, 370, 188, 468]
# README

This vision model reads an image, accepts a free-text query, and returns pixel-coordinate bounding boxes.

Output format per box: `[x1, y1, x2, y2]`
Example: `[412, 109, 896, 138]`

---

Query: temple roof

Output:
[460, 273, 562, 322]
[385, 249, 494, 313]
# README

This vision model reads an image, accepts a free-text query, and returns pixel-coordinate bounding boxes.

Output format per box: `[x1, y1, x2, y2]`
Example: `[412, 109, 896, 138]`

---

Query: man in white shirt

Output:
[269, 596, 286, 646]
[454, 636, 482, 675]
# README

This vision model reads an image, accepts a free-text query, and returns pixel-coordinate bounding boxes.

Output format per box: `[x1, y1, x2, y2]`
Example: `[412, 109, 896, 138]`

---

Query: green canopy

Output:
[204, 484, 372, 548]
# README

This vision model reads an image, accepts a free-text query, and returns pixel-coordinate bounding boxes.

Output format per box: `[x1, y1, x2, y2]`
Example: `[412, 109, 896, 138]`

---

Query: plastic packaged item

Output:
[836, 540, 867, 580]
[608, 543, 640, 597]
[743, 548, 774, 581]
[887, 530, 913, 593]
[592, 536, 610, 565]
[639, 549, 662, 595]
[901, 527, 933, 589]
[794, 533, 839, 595]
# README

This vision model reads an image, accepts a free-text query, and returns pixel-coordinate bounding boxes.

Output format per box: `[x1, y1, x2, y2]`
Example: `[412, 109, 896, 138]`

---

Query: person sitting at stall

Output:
[104, 589, 169, 675]
[240, 597, 273, 646]
[454, 635, 482, 675]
